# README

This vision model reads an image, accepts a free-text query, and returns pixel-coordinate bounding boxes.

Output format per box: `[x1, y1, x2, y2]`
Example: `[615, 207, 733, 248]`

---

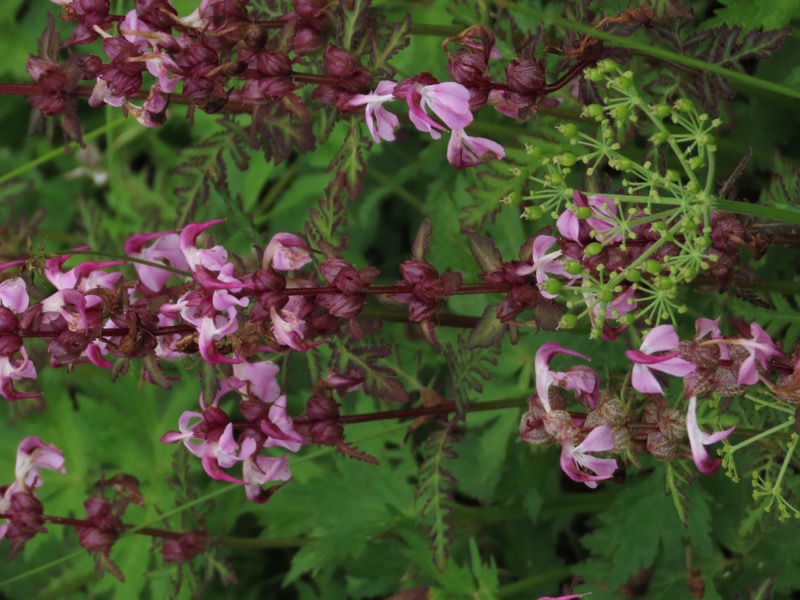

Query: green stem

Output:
[514, 8, 800, 101]
[714, 199, 800, 224]
[217, 536, 306, 548]
[496, 566, 576, 598]
[0, 118, 129, 186]
[57, 249, 192, 277]
[727, 419, 795, 453]
[734, 279, 800, 294]
[773, 433, 798, 493]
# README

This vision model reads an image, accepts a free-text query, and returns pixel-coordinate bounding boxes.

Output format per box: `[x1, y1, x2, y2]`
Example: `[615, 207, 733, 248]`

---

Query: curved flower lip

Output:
[350, 81, 399, 144]
[686, 396, 735, 475]
[626, 349, 682, 366]
[535, 341, 590, 412]
[560, 425, 617, 489]
[627, 325, 695, 394]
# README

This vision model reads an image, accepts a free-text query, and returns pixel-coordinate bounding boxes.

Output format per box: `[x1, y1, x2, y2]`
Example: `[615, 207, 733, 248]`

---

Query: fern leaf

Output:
[305, 120, 368, 253]
[173, 118, 251, 226]
[369, 13, 411, 78]
[654, 22, 790, 109]
[415, 417, 459, 572]
[444, 335, 500, 415]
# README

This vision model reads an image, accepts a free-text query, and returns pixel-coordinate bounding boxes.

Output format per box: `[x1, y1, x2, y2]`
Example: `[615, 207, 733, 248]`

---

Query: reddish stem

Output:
[0, 514, 183, 540]
[284, 282, 513, 297]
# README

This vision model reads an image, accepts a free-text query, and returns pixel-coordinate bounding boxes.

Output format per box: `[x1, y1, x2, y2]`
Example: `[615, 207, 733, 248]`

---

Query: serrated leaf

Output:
[466, 230, 503, 273]
[466, 305, 507, 349]
[369, 12, 411, 77]
[707, 0, 800, 30]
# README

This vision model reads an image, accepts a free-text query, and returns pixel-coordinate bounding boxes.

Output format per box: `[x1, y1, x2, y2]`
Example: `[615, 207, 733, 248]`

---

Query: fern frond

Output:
[415, 417, 459, 572]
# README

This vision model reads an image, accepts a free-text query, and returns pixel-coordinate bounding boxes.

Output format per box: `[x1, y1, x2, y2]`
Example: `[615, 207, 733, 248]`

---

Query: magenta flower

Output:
[626, 325, 695, 394]
[736, 323, 782, 385]
[446, 128, 505, 168]
[559, 425, 618, 488]
[262, 233, 312, 271]
[535, 342, 591, 412]
[14, 436, 66, 490]
[350, 80, 400, 143]
[686, 396, 734, 474]
[516, 235, 566, 299]
[406, 82, 472, 140]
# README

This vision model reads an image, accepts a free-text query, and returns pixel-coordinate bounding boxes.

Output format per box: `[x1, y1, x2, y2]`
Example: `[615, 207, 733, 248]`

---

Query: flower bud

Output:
[5, 492, 46, 543]
[162, 531, 207, 563]
[505, 59, 545, 94]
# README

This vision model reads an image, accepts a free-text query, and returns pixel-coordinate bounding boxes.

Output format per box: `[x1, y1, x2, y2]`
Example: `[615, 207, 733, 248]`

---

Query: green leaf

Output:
[466, 305, 507, 350]
[707, 0, 800, 30]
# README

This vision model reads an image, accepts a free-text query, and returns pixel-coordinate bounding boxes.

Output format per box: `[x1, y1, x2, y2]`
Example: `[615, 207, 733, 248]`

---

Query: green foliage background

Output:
[1, 0, 800, 598]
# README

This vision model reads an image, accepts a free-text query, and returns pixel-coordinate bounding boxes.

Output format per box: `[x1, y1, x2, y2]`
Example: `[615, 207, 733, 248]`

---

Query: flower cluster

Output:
[161, 360, 303, 502]
[0, 436, 65, 557]
[518, 316, 793, 485]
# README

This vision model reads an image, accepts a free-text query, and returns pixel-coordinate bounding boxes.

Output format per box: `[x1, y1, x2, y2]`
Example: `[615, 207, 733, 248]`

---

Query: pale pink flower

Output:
[350, 80, 400, 143]
[559, 425, 617, 488]
[626, 325, 695, 394]
[124, 230, 188, 293]
[535, 342, 592, 412]
[243, 453, 291, 503]
[446, 128, 504, 168]
[406, 82, 472, 139]
[736, 323, 782, 386]
[0, 278, 29, 314]
[14, 436, 66, 490]
[517, 235, 565, 299]
[686, 396, 734, 475]
[262, 233, 312, 271]
[232, 361, 282, 404]
[694, 317, 729, 360]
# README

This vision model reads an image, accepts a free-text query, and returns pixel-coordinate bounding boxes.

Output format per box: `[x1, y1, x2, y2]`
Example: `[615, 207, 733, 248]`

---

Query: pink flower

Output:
[556, 192, 620, 244]
[446, 128, 505, 168]
[517, 235, 565, 299]
[262, 233, 312, 271]
[736, 323, 782, 385]
[695, 317, 729, 360]
[686, 396, 734, 475]
[124, 230, 188, 293]
[243, 453, 291, 503]
[0, 348, 40, 402]
[406, 82, 472, 140]
[0, 279, 29, 314]
[232, 361, 281, 404]
[559, 425, 617, 488]
[537, 594, 589, 600]
[14, 436, 66, 490]
[350, 80, 400, 143]
[626, 325, 695, 394]
[535, 342, 591, 412]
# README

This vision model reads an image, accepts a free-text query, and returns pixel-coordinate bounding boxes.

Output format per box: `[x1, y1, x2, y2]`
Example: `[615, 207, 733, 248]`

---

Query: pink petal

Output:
[640, 324, 679, 354]
[686, 396, 735, 475]
[630, 363, 664, 395]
